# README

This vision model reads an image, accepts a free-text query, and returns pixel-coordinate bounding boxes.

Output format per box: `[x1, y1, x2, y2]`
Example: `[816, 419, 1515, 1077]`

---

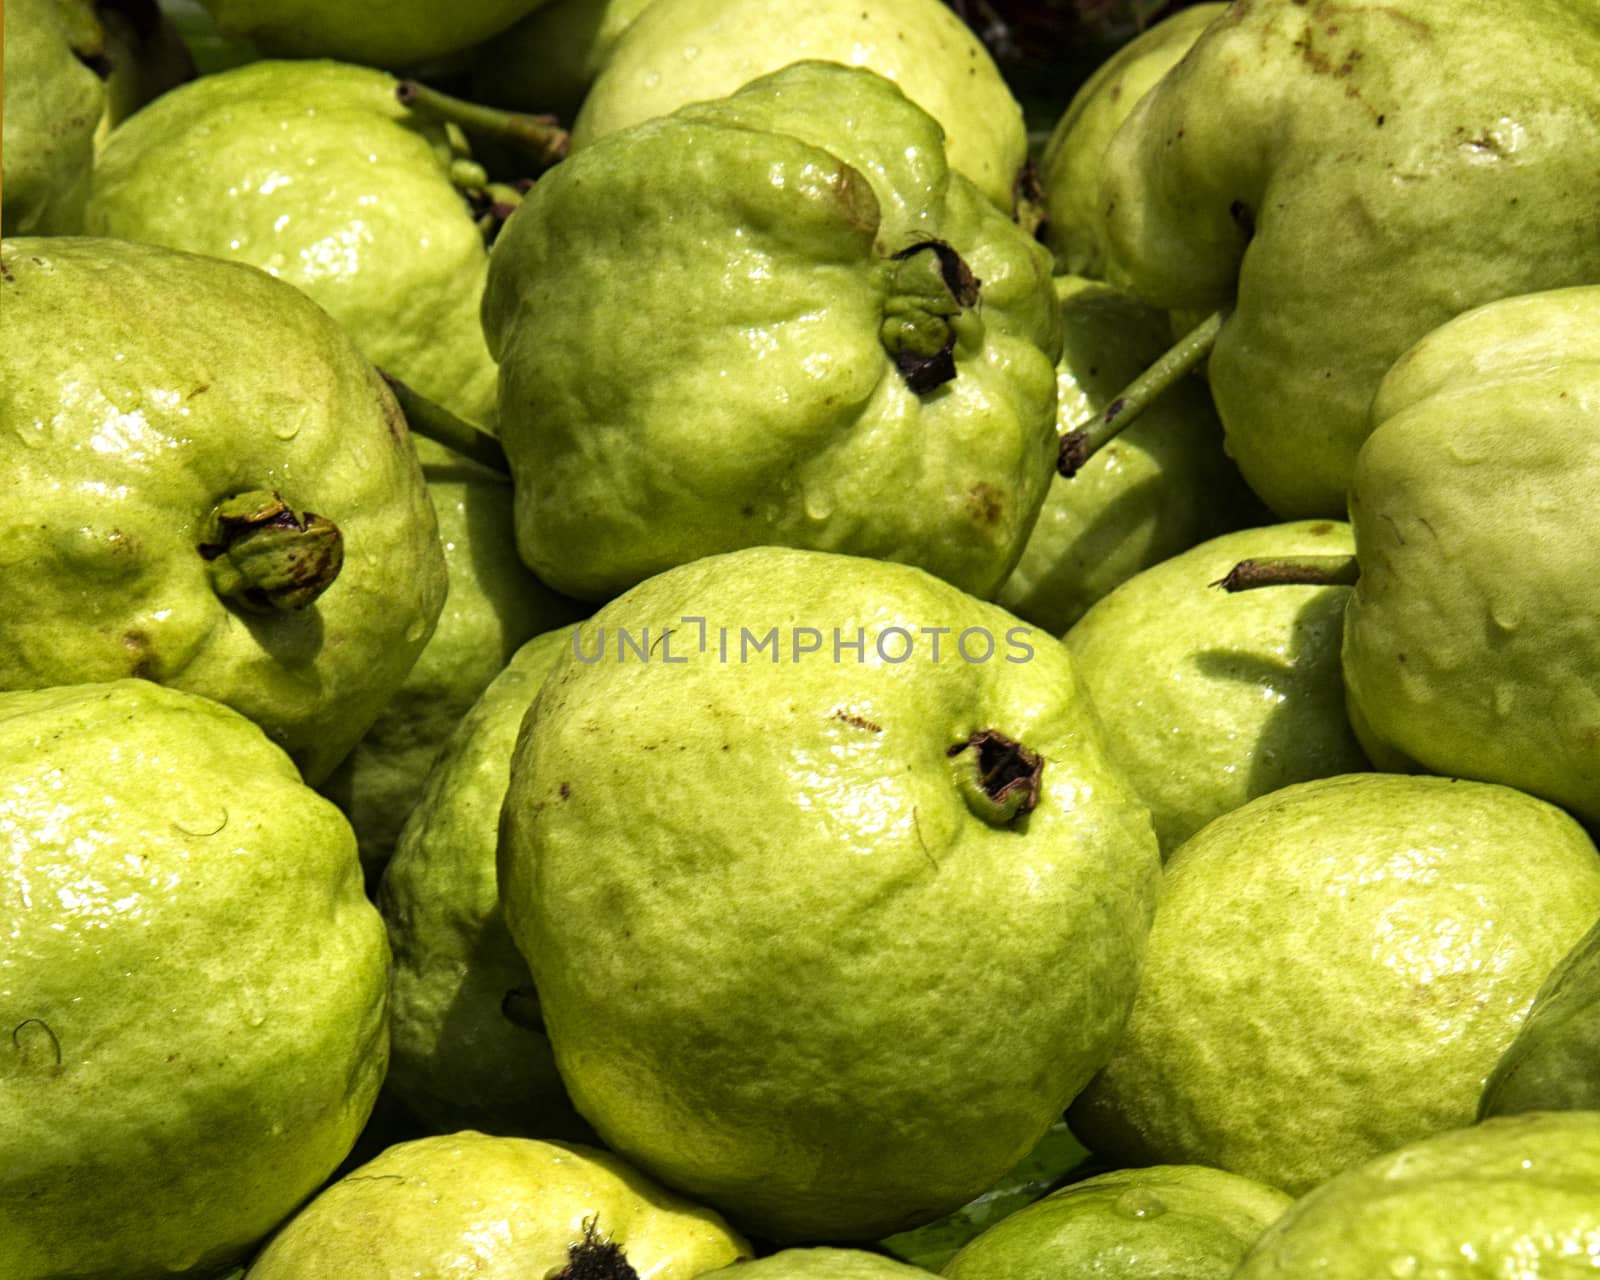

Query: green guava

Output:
[1233, 1112, 1600, 1278]
[497, 545, 1161, 1243]
[245, 1131, 751, 1277]
[996, 276, 1261, 636]
[940, 1164, 1292, 1280]
[0, 679, 388, 1279]
[705, 1250, 929, 1278]
[469, 0, 654, 122]
[1098, 0, 1600, 516]
[484, 60, 1061, 603]
[569, 0, 1027, 212]
[1038, 3, 1225, 277]
[379, 628, 586, 1137]
[1343, 285, 1600, 826]
[1068, 773, 1600, 1196]
[85, 58, 502, 425]
[0, 237, 447, 784]
[1063, 520, 1369, 855]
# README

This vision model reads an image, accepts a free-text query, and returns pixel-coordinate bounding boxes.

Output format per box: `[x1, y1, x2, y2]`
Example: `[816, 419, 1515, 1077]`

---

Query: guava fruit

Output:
[469, 0, 654, 122]
[0, 237, 447, 784]
[245, 1131, 751, 1277]
[497, 545, 1162, 1242]
[1064, 520, 1368, 855]
[996, 276, 1261, 636]
[1067, 773, 1600, 1196]
[569, 0, 1027, 212]
[1479, 916, 1600, 1118]
[199, 0, 552, 70]
[379, 628, 586, 1137]
[0, 679, 388, 1279]
[941, 1164, 1293, 1280]
[1098, 0, 1600, 516]
[705, 1250, 928, 1278]
[1341, 285, 1600, 826]
[85, 58, 504, 425]
[484, 59, 1061, 603]
[1232, 1112, 1600, 1278]
[1038, 3, 1225, 277]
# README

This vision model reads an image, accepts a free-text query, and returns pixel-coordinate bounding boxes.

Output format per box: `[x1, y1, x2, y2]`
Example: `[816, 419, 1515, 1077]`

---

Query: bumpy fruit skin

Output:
[2, 0, 108, 234]
[484, 60, 1061, 604]
[1038, 3, 1226, 277]
[379, 629, 586, 1137]
[1064, 520, 1368, 855]
[0, 680, 388, 1279]
[1233, 1112, 1600, 1278]
[941, 1164, 1293, 1280]
[498, 546, 1161, 1244]
[85, 59, 499, 426]
[1479, 917, 1600, 1118]
[1068, 774, 1600, 1196]
[705, 1249, 929, 1278]
[200, 0, 550, 69]
[1099, 0, 1600, 516]
[245, 1131, 750, 1278]
[0, 238, 447, 784]
[1344, 286, 1600, 826]
[569, 0, 1027, 213]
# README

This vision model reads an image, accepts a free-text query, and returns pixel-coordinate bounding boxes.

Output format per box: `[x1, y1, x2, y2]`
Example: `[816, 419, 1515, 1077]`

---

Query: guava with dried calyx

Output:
[0, 679, 389, 1280]
[485, 60, 1061, 604]
[941, 1164, 1293, 1280]
[199, 0, 553, 71]
[569, 0, 1026, 212]
[469, 0, 653, 123]
[498, 545, 1161, 1243]
[1096, 0, 1600, 517]
[1478, 916, 1600, 1118]
[321, 443, 580, 879]
[84, 58, 568, 427]
[1233, 1112, 1600, 1279]
[246, 1131, 750, 1278]
[379, 628, 587, 1138]
[1038, 3, 1225, 278]
[1064, 520, 1368, 856]
[705, 1250, 928, 1278]
[0, 237, 447, 784]
[1067, 773, 1600, 1197]
[1338, 285, 1600, 826]
[996, 276, 1261, 637]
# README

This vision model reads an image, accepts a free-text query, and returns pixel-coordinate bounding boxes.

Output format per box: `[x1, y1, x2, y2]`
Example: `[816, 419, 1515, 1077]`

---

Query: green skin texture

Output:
[0, 238, 448, 784]
[321, 439, 579, 878]
[1479, 917, 1600, 1117]
[484, 60, 1062, 604]
[1038, 3, 1225, 278]
[200, 0, 551, 69]
[1099, 0, 1600, 517]
[569, 0, 1027, 213]
[1064, 520, 1368, 856]
[705, 1250, 928, 1278]
[497, 545, 1162, 1244]
[85, 59, 500, 426]
[940, 1164, 1293, 1280]
[245, 1132, 751, 1278]
[469, 0, 655, 121]
[996, 276, 1261, 636]
[2, 0, 107, 234]
[0, 680, 389, 1280]
[1067, 773, 1600, 1197]
[378, 628, 586, 1138]
[878, 1120, 1089, 1271]
[1344, 286, 1600, 827]
[1233, 1112, 1600, 1278]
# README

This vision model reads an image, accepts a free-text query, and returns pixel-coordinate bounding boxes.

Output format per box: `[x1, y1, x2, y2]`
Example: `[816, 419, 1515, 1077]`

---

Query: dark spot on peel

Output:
[833, 710, 883, 733]
[966, 482, 1004, 527]
[559, 782, 571, 799]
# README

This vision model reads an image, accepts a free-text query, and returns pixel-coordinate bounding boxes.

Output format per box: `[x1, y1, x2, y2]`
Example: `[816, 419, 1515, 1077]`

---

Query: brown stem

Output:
[1211, 554, 1361, 592]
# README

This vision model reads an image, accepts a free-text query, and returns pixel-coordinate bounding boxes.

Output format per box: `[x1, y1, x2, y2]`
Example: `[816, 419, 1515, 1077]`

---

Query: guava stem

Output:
[381, 373, 509, 476]
[396, 80, 568, 170]
[1057, 309, 1224, 478]
[1211, 554, 1361, 592]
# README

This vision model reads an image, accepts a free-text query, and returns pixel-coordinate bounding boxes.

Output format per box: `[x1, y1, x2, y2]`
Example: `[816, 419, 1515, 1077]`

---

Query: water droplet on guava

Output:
[1112, 1187, 1167, 1220]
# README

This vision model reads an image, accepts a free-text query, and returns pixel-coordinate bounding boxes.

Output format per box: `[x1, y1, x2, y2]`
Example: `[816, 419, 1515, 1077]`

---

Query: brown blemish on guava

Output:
[1309, 522, 1334, 535]
[967, 482, 1004, 527]
[833, 710, 882, 733]
[947, 729, 1043, 817]
[187, 384, 209, 400]
[559, 782, 571, 799]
